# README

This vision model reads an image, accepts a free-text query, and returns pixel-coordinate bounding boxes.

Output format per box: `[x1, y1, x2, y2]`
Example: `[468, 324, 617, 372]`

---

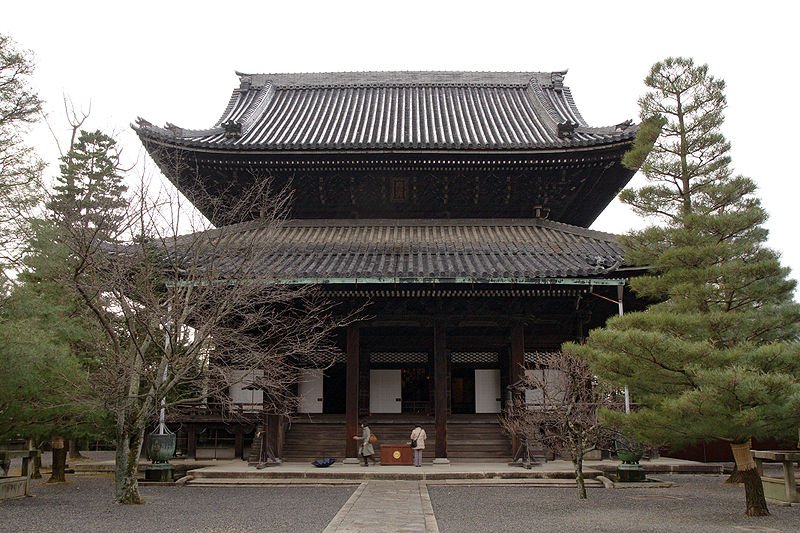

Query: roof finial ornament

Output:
[222, 119, 242, 138]
[239, 76, 252, 93]
[557, 121, 575, 139]
[615, 119, 633, 131]
[550, 72, 566, 92]
[533, 205, 550, 219]
[165, 122, 183, 136]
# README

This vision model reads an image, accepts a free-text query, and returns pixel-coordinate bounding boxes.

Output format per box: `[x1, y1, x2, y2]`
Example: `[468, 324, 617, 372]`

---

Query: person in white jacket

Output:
[409, 424, 427, 467]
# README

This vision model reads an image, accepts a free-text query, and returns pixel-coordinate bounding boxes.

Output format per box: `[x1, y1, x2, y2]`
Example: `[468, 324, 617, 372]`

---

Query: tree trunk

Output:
[725, 464, 744, 484]
[47, 436, 67, 483]
[31, 450, 42, 479]
[68, 439, 87, 460]
[114, 427, 145, 504]
[573, 448, 587, 499]
[730, 440, 769, 517]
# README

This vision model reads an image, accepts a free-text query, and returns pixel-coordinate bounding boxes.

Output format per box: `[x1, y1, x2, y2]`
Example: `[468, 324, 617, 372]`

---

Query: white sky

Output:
[5, 1, 799, 291]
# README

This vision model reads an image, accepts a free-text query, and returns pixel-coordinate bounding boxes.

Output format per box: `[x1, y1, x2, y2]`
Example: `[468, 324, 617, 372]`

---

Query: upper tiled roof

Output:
[181, 218, 624, 281]
[135, 71, 636, 152]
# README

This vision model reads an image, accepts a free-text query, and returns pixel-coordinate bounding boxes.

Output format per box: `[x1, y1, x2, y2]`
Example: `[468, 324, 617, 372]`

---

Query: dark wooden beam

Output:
[186, 425, 197, 459]
[509, 323, 525, 459]
[234, 427, 244, 460]
[434, 321, 448, 460]
[345, 325, 360, 459]
[265, 414, 280, 459]
[510, 324, 525, 385]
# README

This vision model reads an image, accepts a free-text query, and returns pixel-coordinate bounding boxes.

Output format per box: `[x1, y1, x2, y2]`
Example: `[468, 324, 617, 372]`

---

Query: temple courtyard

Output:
[2, 458, 798, 532]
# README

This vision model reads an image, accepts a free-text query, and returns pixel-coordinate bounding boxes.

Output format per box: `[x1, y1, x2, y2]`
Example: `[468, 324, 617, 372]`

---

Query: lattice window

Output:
[451, 351, 500, 364]
[524, 351, 561, 366]
[369, 351, 428, 364]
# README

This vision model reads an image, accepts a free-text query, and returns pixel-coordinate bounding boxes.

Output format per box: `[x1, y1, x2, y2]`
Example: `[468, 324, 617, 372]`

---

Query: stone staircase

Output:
[276, 415, 512, 463]
[446, 417, 512, 462]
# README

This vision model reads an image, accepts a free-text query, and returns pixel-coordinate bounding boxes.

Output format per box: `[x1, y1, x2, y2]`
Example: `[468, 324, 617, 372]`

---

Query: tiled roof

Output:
[185, 218, 624, 281]
[135, 71, 636, 152]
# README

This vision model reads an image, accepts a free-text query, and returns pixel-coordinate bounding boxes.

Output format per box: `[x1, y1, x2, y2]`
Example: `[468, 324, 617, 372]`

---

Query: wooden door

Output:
[297, 368, 324, 413]
[370, 369, 402, 413]
[475, 369, 501, 413]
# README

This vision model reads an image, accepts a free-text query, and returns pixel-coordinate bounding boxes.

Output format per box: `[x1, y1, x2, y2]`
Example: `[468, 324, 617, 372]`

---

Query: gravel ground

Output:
[429, 475, 800, 533]
[0, 476, 356, 533]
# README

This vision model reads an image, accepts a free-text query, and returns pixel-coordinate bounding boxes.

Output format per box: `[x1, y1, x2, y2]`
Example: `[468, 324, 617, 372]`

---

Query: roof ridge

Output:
[235, 71, 566, 89]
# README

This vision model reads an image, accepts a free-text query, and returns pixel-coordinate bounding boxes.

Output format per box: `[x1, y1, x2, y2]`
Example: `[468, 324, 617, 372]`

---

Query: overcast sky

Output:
[5, 1, 799, 291]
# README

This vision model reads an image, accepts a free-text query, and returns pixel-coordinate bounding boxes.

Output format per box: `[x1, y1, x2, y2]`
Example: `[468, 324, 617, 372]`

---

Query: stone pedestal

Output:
[617, 463, 647, 482]
[144, 464, 174, 483]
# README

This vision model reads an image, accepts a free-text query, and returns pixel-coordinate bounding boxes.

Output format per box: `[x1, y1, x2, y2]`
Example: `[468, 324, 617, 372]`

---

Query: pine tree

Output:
[0, 34, 44, 277]
[48, 130, 128, 244]
[573, 57, 800, 517]
[0, 219, 109, 454]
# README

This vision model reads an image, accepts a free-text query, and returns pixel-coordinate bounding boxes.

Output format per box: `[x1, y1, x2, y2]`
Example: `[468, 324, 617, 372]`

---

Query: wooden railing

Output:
[168, 402, 263, 422]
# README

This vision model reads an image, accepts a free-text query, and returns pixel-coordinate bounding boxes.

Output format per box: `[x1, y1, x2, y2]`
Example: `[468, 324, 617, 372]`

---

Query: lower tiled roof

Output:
[188, 218, 624, 282]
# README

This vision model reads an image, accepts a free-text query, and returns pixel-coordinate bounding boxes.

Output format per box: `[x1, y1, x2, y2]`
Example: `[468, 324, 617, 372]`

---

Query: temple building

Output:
[134, 71, 640, 463]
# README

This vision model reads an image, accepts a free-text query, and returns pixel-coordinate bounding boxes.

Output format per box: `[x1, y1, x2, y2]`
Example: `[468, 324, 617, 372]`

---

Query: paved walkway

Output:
[322, 481, 438, 533]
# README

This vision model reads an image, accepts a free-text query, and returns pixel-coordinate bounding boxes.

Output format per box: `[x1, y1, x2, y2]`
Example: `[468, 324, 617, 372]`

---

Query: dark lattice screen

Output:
[524, 351, 560, 365]
[369, 352, 429, 364]
[451, 351, 500, 364]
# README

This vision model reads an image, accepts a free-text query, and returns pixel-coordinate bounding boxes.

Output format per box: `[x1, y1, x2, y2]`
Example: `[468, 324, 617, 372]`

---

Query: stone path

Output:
[322, 480, 438, 533]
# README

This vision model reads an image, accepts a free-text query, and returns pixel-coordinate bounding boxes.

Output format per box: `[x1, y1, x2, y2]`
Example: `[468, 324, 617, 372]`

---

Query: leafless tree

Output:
[56, 150, 357, 504]
[500, 349, 621, 499]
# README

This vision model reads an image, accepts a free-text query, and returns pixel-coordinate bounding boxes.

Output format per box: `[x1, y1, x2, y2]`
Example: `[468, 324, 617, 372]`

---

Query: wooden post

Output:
[187, 425, 197, 459]
[783, 459, 797, 503]
[433, 321, 449, 462]
[265, 414, 280, 459]
[510, 323, 525, 459]
[510, 324, 525, 391]
[234, 427, 244, 460]
[345, 325, 360, 461]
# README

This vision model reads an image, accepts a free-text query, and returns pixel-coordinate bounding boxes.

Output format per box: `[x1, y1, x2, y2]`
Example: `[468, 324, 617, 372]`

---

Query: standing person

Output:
[409, 423, 427, 467]
[352, 421, 377, 466]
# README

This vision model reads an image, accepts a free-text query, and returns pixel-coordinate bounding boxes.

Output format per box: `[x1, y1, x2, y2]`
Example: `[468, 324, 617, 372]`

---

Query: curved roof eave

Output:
[134, 70, 638, 154]
[133, 123, 638, 156]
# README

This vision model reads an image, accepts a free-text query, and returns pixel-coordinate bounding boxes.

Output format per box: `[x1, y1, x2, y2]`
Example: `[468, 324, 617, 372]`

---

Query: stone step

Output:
[186, 477, 603, 487]
[187, 471, 598, 482]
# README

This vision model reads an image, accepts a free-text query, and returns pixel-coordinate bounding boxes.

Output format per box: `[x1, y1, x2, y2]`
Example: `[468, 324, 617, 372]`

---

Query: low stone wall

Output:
[0, 476, 28, 501]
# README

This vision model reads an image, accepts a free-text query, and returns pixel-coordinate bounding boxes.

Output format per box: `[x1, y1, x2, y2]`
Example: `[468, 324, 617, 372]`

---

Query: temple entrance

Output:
[401, 367, 431, 414]
[451, 367, 501, 414]
[451, 368, 476, 414]
[370, 369, 402, 413]
[475, 369, 501, 413]
[297, 369, 323, 413]
[323, 364, 346, 414]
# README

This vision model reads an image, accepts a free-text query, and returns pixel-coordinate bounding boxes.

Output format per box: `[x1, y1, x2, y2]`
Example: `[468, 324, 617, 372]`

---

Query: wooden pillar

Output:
[265, 414, 280, 459]
[510, 323, 525, 458]
[433, 321, 449, 462]
[345, 325, 360, 461]
[510, 324, 525, 389]
[234, 427, 244, 460]
[187, 425, 197, 459]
